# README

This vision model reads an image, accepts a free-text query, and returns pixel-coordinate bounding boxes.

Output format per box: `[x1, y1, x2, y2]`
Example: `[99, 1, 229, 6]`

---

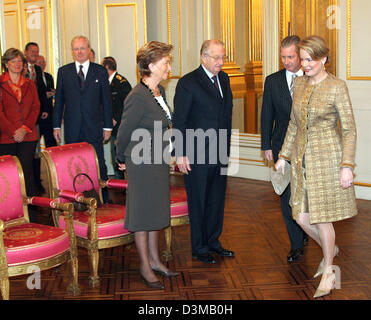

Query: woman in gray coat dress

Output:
[116, 41, 179, 289]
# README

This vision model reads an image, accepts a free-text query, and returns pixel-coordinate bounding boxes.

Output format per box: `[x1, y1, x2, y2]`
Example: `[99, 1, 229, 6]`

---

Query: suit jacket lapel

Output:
[196, 66, 223, 102]
[69, 63, 81, 89]
[279, 69, 292, 104]
[83, 63, 96, 91]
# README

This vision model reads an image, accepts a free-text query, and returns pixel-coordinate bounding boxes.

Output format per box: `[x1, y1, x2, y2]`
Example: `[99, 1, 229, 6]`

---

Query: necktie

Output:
[78, 65, 85, 89]
[290, 74, 296, 98]
[212, 75, 221, 96]
[29, 65, 36, 81]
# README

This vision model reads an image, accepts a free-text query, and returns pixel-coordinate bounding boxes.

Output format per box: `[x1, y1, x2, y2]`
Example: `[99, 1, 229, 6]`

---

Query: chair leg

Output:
[88, 248, 100, 287]
[163, 226, 173, 261]
[67, 252, 81, 296]
[0, 277, 9, 300]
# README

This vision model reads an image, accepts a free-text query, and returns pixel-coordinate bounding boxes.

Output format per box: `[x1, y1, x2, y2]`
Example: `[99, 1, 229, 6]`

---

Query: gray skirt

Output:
[124, 157, 170, 232]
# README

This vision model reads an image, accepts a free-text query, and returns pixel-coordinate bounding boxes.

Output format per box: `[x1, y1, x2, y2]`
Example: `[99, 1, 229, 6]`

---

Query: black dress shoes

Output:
[140, 275, 164, 289]
[209, 247, 235, 257]
[151, 266, 180, 277]
[192, 253, 216, 264]
[287, 248, 304, 263]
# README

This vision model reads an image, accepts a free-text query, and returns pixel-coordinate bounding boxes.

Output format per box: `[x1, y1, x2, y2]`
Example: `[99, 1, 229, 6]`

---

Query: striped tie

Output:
[290, 74, 296, 98]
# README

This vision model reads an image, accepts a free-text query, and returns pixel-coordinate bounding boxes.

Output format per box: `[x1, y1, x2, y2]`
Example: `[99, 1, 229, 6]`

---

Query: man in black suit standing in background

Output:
[261, 35, 307, 263]
[35, 54, 56, 148]
[24, 42, 50, 194]
[102, 56, 132, 179]
[173, 39, 234, 264]
[53, 35, 112, 202]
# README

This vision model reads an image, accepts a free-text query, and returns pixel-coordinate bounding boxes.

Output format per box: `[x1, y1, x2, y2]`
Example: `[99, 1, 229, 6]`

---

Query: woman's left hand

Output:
[340, 167, 354, 189]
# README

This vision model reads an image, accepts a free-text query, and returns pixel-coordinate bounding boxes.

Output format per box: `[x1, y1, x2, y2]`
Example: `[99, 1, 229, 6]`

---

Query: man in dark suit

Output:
[35, 54, 57, 148]
[102, 56, 132, 178]
[173, 39, 234, 264]
[24, 42, 50, 193]
[261, 35, 307, 263]
[53, 35, 112, 202]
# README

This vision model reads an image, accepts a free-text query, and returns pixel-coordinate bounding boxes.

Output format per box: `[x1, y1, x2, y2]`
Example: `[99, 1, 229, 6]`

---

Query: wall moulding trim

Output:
[104, 3, 138, 57]
[167, 0, 182, 79]
[346, 0, 371, 80]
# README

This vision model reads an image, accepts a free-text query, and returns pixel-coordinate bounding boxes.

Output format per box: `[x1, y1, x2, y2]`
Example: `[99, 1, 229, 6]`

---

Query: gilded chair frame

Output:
[0, 156, 80, 300]
[41, 144, 134, 287]
[163, 215, 189, 261]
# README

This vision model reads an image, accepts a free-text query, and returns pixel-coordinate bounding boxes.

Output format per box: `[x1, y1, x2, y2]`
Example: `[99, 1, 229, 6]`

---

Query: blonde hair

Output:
[71, 35, 91, 48]
[299, 35, 329, 62]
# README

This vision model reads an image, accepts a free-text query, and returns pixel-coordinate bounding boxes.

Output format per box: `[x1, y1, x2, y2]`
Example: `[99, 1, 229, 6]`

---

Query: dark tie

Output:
[211, 75, 221, 96]
[78, 65, 85, 89]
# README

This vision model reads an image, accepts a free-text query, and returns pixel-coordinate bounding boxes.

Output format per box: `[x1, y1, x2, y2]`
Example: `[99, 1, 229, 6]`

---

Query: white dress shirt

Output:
[108, 71, 117, 84]
[286, 69, 303, 89]
[75, 60, 90, 79]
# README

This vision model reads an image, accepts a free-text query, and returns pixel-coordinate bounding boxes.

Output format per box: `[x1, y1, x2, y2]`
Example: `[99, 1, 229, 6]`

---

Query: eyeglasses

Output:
[206, 54, 226, 62]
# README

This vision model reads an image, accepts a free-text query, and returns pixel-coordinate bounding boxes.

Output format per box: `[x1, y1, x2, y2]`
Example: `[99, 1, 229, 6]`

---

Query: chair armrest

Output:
[100, 179, 128, 190]
[55, 189, 97, 208]
[26, 196, 74, 212]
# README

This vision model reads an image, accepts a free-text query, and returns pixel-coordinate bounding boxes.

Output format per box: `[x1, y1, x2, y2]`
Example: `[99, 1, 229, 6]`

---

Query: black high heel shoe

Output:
[151, 266, 180, 277]
[140, 274, 164, 289]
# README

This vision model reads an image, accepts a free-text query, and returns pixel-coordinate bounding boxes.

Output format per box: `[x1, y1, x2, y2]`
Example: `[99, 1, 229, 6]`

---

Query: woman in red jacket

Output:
[0, 48, 40, 197]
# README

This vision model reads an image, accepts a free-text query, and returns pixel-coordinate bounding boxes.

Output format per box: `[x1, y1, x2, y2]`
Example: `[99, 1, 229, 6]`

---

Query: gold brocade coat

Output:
[279, 73, 357, 224]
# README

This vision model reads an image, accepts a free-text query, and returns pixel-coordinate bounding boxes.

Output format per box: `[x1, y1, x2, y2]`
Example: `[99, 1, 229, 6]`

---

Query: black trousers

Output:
[39, 120, 57, 148]
[184, 165, 227, 255]
[280, 183, 305, 251]
[0, 141, 38, 197]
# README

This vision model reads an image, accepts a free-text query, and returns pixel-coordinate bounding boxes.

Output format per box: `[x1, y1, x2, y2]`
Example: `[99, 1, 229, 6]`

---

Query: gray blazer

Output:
[116, 82, 171, 164]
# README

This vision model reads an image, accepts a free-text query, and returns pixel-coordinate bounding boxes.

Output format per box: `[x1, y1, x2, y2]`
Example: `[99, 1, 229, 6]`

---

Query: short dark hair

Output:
[102, 56, 117, 71]
[25, 42, 39, 51]
[137, 41, 173, 77]
[281, 35, 300, 52]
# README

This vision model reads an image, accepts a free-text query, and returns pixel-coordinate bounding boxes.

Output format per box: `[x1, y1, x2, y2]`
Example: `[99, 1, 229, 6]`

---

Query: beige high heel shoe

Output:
[313, 266, 337, 298]
[313, 245, 339, 278]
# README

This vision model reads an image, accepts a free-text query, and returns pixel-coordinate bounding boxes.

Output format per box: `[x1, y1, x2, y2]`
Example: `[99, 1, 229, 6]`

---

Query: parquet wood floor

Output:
[5, 175, 371, 301]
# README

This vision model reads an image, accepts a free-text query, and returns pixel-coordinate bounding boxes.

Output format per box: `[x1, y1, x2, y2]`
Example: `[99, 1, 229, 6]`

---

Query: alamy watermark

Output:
[26, 265, 41, 290]
[128, 121, 239, 175]
[327, 5, 341, 30]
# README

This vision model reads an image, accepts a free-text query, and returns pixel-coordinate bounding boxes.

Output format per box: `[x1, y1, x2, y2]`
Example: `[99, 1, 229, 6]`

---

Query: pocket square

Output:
[270, 161, 290, 195]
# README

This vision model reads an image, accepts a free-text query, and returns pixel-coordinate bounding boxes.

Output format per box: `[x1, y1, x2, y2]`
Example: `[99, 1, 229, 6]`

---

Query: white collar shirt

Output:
[75, 60, 90, 79]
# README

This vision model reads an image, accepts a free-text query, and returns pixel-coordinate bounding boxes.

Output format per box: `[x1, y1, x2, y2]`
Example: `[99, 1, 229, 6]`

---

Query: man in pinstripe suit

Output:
[261, 35, 307, 263]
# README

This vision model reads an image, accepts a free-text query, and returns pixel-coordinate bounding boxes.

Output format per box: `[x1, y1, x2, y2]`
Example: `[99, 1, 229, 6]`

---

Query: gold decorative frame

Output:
[104, 3, 138, 57]
[346, 0, 371, 80]
[166, 0, 182, 79]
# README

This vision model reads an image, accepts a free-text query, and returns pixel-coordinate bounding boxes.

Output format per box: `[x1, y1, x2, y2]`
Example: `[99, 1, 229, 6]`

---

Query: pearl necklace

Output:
[140, 79, 172, 128]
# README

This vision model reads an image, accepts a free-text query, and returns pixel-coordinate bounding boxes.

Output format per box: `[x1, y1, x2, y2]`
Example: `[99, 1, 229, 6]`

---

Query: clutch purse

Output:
[270, 161, 291, 195]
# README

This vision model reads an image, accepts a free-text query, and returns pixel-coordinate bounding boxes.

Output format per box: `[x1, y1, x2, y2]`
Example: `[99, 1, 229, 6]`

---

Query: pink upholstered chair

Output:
[41, 142, 134, 287]
[0, 155, 80, 300]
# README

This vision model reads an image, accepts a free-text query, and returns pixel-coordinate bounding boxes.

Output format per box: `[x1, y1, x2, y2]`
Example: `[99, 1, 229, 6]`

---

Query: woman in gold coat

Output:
[275, 36, 357, 298]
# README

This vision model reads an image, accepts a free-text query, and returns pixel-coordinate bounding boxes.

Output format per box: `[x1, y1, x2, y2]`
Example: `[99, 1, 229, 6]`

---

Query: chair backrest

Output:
[41, 143, 102, 203]
[0, 155, 27, 224]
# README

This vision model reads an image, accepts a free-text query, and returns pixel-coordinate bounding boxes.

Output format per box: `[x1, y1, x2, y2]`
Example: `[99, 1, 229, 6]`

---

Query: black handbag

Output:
[73, 173, 102, 211]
